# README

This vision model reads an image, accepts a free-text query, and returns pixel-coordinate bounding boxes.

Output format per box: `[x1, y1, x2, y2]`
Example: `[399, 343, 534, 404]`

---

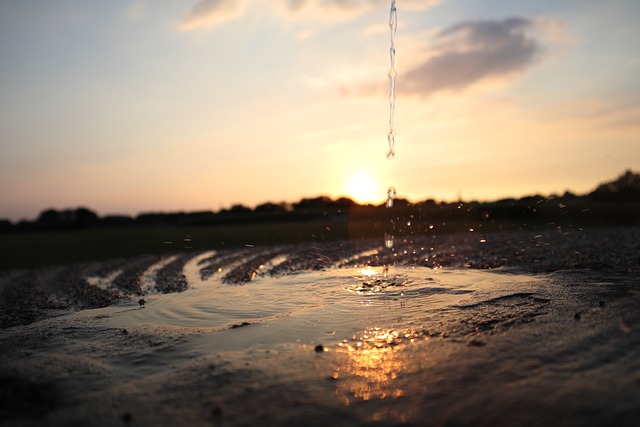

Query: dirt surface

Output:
[3, 227, 639, 328]
[1, 227, 639, 426]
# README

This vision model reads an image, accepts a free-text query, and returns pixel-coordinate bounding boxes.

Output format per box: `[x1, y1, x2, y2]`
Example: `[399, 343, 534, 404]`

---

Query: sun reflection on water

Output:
[332, 327, 423, 409]
[360, 267, 377, 277]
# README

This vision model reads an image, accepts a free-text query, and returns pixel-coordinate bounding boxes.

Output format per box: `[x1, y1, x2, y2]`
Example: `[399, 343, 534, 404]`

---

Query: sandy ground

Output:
[1, 227, 640, 426]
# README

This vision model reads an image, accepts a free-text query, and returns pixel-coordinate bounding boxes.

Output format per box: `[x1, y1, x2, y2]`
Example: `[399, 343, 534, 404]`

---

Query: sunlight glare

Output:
[346, 172, 381, 204]
[331, 326, 425, 423]
[360, 267, 378, 277]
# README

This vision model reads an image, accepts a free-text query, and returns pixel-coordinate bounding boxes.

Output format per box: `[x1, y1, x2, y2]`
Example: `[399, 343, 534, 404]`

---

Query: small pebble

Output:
[121, 328, 128, 335]
[315, 344, 325, 353]
[230, 321, 251, 329]
[619, 321, 631, 333]
[121, 412, 132, 425]
[212, 398, 223, 416]
[138, 298, 146, 307]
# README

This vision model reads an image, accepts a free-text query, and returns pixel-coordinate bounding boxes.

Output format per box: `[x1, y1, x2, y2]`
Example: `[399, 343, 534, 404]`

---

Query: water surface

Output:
[88, 251, 545, 352]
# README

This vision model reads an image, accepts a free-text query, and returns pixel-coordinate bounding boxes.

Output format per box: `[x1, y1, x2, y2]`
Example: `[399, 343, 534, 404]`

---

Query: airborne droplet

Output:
[386, 186, 396, 208]
[384, 233, 395, 249]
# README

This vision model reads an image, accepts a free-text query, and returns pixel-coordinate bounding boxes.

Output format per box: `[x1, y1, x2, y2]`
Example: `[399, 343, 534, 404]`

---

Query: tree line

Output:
[2, 170, 639, 233]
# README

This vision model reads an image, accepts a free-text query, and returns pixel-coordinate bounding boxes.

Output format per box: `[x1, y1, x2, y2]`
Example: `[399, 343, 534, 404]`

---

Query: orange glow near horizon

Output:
[1, 2, 639, 222]
[345, 171, 383, 204]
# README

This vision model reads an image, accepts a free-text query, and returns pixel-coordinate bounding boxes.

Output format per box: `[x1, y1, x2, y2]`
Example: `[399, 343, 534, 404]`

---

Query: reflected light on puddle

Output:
[333, 327, 423, 409]
[360, 267, 378, 277]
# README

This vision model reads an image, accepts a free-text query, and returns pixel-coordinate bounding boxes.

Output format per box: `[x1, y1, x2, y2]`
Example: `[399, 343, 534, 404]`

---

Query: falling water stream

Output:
[385, 0, 398, 252]
[387, 0, 398, 162]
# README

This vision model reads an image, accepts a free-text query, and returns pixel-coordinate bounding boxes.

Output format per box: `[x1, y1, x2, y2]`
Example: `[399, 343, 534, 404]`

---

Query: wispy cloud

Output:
[276, 0, 437, 20]
[179, 0, 247, 31]
[401, 17, 545, 97]
[180, 0, 438, 30]
[125, 1, 148, 21]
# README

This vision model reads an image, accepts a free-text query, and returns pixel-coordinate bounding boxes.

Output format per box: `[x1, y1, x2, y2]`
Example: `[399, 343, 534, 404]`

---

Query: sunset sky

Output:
[1, 0, 639, 221]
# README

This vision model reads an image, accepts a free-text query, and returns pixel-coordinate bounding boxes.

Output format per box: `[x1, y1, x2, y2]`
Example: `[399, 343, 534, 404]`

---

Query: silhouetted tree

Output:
[561, 191, 578, 200]
[391, 197, 411, 208]
[37, 209, 61, 228]
[228, 204, 251, 213]
[74, 207, 99, 228]
[0, 219, 12, 232]
[333, 197, 357, 209]
[292, 196, 333, 211]
[35, 207, 99, 229]
[589, 170, 640, 201]
[254, 202, 287, 213]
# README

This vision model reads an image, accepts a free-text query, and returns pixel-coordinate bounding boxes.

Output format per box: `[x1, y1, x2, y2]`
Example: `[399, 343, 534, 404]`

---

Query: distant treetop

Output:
[4, 169, 640, 231]
[589, 169, 640, 202]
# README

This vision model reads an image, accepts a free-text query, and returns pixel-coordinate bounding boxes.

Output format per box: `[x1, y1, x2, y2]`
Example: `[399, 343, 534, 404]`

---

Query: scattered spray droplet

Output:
[384, 234, 395, 249]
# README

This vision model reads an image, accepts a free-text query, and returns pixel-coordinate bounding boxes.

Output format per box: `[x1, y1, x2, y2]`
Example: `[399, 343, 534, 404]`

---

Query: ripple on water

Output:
[100, 265, 544, 352]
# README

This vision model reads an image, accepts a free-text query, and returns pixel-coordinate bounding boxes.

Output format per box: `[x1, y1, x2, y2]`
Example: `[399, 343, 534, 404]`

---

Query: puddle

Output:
[92, 265, 543, 352]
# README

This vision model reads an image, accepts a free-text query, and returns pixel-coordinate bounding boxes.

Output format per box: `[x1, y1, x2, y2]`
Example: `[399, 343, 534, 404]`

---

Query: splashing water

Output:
[89, 252, 543, 352]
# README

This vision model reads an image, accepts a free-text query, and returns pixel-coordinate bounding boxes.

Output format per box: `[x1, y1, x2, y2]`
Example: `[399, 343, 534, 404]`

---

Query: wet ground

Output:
[2, 227, 639, 329]
[1, 227, 640, 426]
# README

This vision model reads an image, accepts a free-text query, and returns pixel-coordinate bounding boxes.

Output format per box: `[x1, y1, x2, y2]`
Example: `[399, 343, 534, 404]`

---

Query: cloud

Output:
[401, 17, 544, 97]
[179, 0, 247, 31]
[278, 0, 436, 18]
[125, 1, 147, 20]
[179, 0, 438, 30]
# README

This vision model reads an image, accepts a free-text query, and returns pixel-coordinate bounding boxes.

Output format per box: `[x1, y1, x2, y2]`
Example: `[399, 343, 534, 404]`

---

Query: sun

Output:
[346, 172, 381, 204]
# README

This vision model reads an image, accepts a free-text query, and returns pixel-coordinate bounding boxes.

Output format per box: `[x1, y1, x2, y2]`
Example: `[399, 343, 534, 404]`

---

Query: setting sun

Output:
[346, 172, 382, 204]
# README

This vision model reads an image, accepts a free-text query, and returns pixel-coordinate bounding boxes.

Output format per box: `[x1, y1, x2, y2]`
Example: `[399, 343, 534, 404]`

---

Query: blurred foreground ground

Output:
[1, 227, 639, 426]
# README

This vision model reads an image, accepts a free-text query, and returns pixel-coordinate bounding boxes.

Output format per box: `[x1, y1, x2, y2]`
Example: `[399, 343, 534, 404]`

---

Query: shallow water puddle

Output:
[92, 266, 544, 353]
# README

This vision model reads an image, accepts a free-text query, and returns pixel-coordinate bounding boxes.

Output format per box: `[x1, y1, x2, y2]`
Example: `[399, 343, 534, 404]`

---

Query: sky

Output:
[1, 0, 639, 221]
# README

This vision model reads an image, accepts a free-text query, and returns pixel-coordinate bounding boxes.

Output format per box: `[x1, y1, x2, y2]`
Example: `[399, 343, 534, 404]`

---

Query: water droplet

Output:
[384, 234, 395, 249]
[386, 131, 396, 159]
[386, 186, 396, 208]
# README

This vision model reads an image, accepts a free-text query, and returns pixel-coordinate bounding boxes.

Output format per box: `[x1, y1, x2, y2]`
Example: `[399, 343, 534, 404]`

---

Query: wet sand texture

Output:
[1, 227, 639, 426]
